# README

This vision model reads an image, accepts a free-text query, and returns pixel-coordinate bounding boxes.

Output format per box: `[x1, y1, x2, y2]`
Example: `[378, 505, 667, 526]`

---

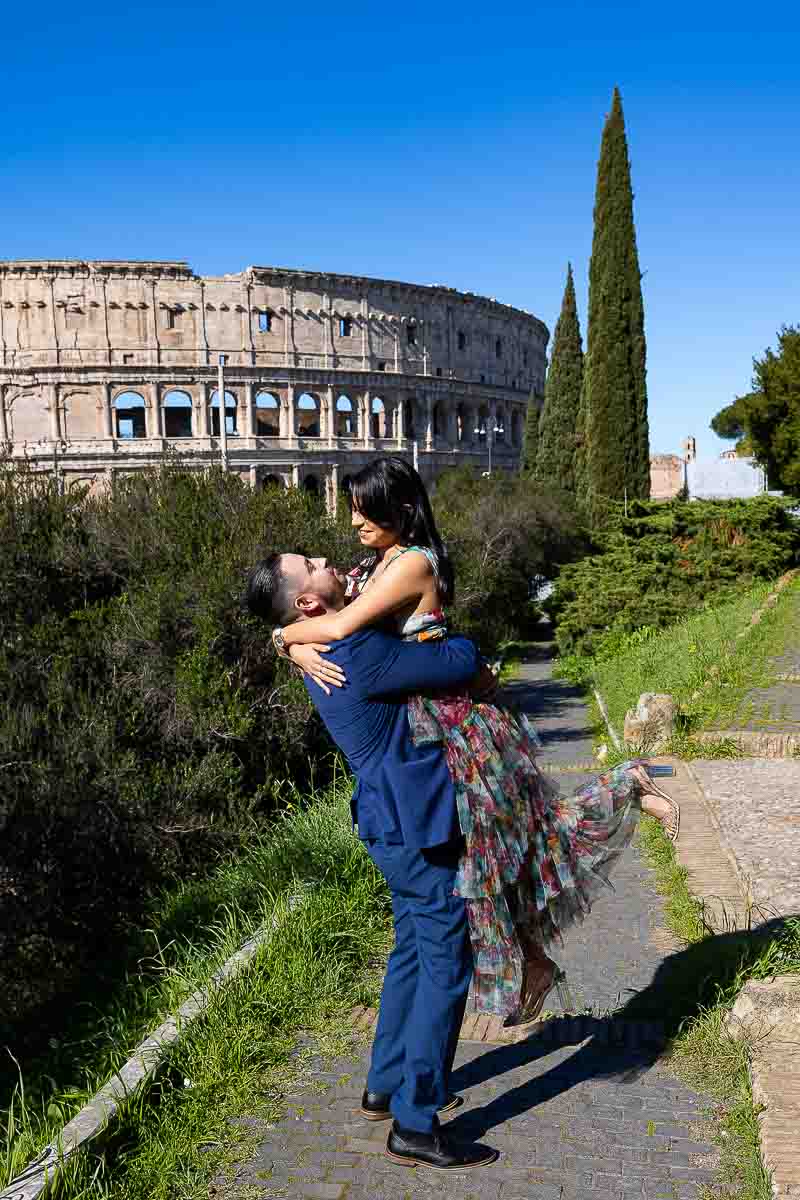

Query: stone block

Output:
[623, 693, 676, 751]
[725, 976, 800, 1044]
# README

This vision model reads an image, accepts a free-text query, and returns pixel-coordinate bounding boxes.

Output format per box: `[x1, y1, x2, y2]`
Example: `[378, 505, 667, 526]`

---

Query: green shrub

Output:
[547, 495, 800, 655]
[0, 463, 358, 1049]
[433, 467, 586, 646]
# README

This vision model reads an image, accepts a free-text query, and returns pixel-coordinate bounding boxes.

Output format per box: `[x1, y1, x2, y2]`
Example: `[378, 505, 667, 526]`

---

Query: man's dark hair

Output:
[245, 553, 295, 624]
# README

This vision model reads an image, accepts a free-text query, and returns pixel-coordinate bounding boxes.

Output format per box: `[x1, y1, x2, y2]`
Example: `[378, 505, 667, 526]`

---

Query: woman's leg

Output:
[628, 764, 680, 840]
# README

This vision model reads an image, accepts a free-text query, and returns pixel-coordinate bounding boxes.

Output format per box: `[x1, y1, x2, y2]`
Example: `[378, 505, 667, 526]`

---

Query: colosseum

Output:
[0, 260, 548, 506]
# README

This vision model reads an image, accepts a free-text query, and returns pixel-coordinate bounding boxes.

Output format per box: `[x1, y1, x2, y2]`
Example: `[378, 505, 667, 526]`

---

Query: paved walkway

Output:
[222, 641, 727, 1199]
[688, 759, 800, 918]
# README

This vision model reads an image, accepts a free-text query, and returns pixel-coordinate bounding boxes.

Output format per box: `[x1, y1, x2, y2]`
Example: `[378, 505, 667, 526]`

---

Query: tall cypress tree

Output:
[581, 88, 650, 508]
[535, 263, 583, 491]
[520, 389, 542, 474]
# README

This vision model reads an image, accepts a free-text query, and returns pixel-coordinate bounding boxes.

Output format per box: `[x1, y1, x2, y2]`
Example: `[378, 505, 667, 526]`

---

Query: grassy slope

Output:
[2, 774, 391, 1199]
[578, 575, 800, 749]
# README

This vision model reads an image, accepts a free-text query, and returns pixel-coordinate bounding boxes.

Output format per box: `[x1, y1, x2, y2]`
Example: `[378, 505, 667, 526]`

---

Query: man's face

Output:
[279, 553, 346, 615]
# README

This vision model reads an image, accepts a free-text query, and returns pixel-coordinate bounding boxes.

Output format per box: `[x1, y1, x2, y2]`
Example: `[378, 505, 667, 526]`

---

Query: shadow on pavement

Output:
[449, 915, 800, 1140]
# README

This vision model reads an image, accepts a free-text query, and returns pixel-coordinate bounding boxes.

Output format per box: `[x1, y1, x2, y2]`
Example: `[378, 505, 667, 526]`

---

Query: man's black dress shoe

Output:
[386, 1120, 498, 1170]
[359, 1089, 462, 1121]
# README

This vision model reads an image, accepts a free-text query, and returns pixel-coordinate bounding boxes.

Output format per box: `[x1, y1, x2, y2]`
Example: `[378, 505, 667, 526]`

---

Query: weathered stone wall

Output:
[0, 260, 548, 505]
[650, 453, 685, 500]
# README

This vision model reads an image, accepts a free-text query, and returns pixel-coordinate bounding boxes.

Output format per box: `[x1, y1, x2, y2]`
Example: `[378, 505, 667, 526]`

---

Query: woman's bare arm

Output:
[282, 551, 433, 645]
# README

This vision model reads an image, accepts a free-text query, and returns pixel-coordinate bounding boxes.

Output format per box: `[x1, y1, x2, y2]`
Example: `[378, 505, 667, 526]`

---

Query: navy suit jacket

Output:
[306, 628, 478, 849]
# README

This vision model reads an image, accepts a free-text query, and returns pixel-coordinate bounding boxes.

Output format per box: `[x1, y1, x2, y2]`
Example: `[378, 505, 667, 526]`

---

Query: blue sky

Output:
[2, 0, 798, 457]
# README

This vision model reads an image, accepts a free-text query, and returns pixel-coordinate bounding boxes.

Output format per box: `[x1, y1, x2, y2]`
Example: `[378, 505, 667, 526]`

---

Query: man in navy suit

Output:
[245, 553, 497, 1172]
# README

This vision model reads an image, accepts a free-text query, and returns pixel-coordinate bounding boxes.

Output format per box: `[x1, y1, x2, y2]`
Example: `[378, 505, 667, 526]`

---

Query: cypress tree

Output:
[535, 263, 584, 491]
[581, 87, 650, 509]
[520, 389, 542, 474]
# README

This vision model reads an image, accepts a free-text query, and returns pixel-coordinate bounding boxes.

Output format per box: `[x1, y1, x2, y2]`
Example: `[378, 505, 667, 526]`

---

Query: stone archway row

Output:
[0, 379, 528, 451]
[102, 387, 527, 450]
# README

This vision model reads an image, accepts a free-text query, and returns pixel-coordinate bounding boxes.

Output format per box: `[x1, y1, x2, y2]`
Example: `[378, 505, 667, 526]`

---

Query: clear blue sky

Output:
[2, 0, 798, 457]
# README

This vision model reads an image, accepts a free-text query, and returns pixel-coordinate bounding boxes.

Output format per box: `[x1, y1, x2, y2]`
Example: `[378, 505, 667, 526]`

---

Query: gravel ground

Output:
[690, 759, 800, 916]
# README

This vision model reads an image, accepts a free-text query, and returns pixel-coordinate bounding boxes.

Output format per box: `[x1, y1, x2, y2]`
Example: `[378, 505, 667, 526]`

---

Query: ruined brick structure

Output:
[0, 260, 548, 504]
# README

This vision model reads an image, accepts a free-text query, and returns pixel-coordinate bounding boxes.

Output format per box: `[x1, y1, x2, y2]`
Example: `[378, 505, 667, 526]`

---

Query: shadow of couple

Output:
[447, 913, 799, 1141]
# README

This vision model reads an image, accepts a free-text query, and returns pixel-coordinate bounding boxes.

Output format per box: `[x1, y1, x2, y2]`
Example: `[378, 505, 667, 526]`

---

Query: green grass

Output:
[635, 818, 800, 1200]
[636, 817, 707, 942]
[1, 772, 391, 1199]
[559, 575, 800, 752]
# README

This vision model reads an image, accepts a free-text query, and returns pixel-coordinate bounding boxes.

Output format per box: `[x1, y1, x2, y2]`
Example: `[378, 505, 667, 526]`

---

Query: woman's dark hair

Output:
[348, 457, 455, 604]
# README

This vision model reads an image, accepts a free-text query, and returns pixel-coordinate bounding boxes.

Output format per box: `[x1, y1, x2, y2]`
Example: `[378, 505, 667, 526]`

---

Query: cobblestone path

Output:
[224, 641, 724, 1199]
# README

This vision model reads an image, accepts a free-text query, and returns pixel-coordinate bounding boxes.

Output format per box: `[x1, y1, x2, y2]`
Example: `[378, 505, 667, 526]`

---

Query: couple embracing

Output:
[245, 457, 679, 1173]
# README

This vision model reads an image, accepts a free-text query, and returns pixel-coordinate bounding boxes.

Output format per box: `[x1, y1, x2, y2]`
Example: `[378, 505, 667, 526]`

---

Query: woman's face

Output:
[350, 503, 399, 551]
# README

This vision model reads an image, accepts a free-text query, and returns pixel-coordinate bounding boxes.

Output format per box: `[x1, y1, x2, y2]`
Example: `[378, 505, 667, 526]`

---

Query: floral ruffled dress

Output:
[348, 550, 647, 1020]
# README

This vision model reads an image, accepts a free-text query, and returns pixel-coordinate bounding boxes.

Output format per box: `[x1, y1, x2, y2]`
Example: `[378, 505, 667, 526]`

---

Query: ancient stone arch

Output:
[210, 389, 238, 437]
[255, 391, 280, 437]
[296, 392, 320, 438]
[113, 390, 147, 440]
[163, 390, 194, 439]
[335, 394, 357, 438]
[370, 396, 387, 439]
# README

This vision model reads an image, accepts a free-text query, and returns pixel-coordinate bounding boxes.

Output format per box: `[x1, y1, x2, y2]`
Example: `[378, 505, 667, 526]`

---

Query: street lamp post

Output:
[473, 420, 504, 475]
[52, 437, 68, 495]
[217, 354, 229, 472]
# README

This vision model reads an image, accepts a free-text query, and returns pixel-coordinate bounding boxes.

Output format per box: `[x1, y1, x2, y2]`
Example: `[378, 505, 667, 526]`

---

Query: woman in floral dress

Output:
[276, 457, 679, 1024]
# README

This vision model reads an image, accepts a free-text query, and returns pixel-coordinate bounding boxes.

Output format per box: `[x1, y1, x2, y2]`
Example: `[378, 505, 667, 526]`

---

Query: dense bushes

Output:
[0, 464, 358, 1043]
[548, 495, 800, 656]
[433, 467, 585, 645]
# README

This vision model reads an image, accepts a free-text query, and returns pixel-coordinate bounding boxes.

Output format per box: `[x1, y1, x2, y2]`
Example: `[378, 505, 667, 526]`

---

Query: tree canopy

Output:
[535, 263, 583, 491]
[581, 87, 650, 511]
[710, 326, 800, 492]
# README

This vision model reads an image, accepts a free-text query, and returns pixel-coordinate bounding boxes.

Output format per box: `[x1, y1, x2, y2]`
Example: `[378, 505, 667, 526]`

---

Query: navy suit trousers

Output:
[364, 837, 473, 1133]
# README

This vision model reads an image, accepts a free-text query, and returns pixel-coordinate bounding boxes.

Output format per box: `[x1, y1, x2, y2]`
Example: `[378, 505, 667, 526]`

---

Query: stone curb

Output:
[675, 763, 800, 1197]
[737, 568, 799, 638]
[593, 686, 622, 750]
[0, 923, 277, 1200]
[694, 729, 800, 759]
[725, 977, 800, 1198]
[654, 756, 751, 930]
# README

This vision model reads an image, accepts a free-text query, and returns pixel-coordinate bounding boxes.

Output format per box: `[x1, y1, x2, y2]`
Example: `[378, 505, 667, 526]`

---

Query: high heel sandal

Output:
[506, 958, 574, 1027]
[637, 766, 681, 843]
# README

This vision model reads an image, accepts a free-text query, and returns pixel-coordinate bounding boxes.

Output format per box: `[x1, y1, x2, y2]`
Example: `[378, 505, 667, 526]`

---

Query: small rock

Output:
[623, 693, 676, 751]
[725, 976, 800, 1043]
